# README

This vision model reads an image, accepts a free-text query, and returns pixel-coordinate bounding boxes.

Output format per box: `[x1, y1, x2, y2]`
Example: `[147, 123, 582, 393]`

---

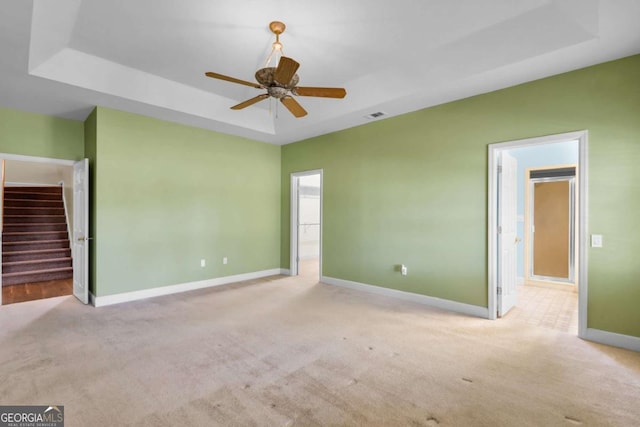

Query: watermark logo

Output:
[0, 405, 64, 427]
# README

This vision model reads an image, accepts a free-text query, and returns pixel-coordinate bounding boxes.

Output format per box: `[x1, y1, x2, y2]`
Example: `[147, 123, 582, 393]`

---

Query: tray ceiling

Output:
[1, 0, 639, 144]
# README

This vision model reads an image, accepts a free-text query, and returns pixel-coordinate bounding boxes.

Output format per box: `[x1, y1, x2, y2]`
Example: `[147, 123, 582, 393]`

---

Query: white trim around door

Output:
[487, 131, 589, 339]
[290, 169, 323, 277]
[0, 152, 86, 306]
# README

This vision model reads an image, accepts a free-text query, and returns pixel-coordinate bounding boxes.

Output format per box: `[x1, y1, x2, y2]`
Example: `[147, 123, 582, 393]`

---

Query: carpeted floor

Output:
[1, 270, 639, 426]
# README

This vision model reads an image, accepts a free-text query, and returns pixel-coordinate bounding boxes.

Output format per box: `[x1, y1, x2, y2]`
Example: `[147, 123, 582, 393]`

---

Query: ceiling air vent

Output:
[364, 111, 386, 120]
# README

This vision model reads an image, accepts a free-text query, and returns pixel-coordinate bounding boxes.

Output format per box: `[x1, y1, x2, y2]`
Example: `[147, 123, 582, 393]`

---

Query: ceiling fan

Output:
[205, 21, 346, 118]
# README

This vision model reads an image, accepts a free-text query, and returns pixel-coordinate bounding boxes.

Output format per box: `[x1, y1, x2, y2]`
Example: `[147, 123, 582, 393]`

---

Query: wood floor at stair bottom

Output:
[2, 278, 72, 305]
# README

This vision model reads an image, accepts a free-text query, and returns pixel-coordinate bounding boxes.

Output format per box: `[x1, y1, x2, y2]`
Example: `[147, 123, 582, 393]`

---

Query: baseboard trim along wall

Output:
[584, 328, 640, 353]
[91, 268, 288, 307]
[321, 276, 489, 319]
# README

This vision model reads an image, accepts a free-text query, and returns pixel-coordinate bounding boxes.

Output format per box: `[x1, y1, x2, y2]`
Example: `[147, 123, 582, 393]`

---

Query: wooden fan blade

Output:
[281, 96, 307, 118]
[231, 94, 269, 110]
[274, 56, 300, 86]
[294, 87, 346, 98]
[205, 72, 262, 89]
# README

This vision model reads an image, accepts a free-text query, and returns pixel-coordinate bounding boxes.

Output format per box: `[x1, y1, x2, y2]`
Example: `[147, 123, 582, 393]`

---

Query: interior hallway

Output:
[507, 283, 579, 334]
[298, 257, 319, 278]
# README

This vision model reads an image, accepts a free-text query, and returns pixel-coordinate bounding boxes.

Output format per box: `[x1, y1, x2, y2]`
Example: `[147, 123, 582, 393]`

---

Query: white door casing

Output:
[497, 151, 518, 317]
[290, 169, 323, 277]
[73, 158, 89, 304]
[487, 130, 588, 338]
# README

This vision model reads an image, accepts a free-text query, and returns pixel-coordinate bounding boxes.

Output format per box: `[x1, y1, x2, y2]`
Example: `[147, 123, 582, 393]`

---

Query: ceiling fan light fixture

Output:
[204, 20, 346, 119]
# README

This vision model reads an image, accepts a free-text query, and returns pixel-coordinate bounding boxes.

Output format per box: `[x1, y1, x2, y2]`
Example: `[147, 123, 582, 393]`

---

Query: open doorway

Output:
[1, 153, 89, 306]
[290, 170, 322, 279]
[488, 131, 587, 337]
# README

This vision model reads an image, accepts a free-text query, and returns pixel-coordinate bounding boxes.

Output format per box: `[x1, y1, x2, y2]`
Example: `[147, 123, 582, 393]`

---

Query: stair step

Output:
[2, 187, 72, 287]
[3, 215, 66, 224]
[3, 257, 72, 274]
[1, 192, 61, 201]
[2, 267, 73, 286]
[3, 239, 70, 251]
[4, 186, 62, 194]
[3, 223, 68, 232]
[4, 206, 65, 215]
[2, 231, 69, 242]
[3, 248, 71, 262]
[3, 198, 64, 208]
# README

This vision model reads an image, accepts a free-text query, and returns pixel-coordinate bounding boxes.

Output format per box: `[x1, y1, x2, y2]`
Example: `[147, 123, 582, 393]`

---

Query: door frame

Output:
[525, 167, 577, 286]
[290, 169, 323, 277]
[0, 152, 78, 306]
[487, 130, 588, 338]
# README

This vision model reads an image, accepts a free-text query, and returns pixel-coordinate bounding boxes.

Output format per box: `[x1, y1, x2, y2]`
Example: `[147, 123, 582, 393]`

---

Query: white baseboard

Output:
[321, 276, 489, 319]
[92, 268, 284, 307]
[584, 328, 640, 352]
[280, 268, 291, 276]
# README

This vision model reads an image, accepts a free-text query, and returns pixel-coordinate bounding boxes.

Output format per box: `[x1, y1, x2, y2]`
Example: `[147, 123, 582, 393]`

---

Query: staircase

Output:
[2, 186, 73, 286]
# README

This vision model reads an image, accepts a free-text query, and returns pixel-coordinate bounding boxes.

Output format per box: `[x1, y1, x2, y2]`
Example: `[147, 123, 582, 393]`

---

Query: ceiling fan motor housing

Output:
[267, 86, 289, 99]
[255, 67, 300, 99]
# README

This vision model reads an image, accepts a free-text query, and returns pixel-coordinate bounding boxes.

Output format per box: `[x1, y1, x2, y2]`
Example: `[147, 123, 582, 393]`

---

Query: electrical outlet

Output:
[200, 259, 206, 268]
[401, 264, 407, 276]
[223, 257, 228, 265]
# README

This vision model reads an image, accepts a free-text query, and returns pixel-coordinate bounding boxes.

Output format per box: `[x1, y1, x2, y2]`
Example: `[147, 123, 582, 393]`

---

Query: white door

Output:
[497, 151, 518, 317]
[73, 159, 89, 304]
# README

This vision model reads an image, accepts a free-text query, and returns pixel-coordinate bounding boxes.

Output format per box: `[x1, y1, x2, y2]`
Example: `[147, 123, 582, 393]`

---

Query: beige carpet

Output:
[1, 271, 639, 426]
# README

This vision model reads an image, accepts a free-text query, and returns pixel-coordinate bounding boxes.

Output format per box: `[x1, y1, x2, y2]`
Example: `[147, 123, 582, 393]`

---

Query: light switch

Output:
[591, 234, 603, 248]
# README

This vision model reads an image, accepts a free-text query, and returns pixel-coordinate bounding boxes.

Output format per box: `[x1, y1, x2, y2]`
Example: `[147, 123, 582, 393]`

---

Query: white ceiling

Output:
[1, 0, 639, 145]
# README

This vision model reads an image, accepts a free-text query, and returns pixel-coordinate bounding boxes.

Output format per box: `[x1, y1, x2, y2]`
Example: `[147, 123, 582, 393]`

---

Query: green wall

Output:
[0, 107, 84, 160]
[281, 54, 640, 338]
[91, 108, 281, 297]
[1, 56, 638, 340]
